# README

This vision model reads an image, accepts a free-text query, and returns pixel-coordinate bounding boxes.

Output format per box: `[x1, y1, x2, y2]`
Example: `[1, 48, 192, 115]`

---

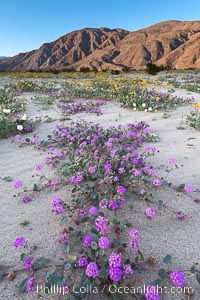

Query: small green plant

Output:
[19, 220, 30, 227]
[186, 103, 200, 129]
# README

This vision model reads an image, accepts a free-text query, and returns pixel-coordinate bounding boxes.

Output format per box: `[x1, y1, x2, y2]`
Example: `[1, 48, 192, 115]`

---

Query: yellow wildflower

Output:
[194, 103, 200, 109]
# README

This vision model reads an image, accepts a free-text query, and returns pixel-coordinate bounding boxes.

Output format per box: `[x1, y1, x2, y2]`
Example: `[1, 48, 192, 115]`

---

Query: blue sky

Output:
[0, 0, 199, 56]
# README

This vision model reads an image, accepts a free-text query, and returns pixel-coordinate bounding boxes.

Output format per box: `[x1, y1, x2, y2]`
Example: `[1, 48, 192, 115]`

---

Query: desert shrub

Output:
[146, 62, 164, 75]
[80, 66, 91, 72]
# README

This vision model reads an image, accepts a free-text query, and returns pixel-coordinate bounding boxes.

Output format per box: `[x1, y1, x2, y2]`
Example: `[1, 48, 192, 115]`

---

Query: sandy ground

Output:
[0, 83, 200, 300]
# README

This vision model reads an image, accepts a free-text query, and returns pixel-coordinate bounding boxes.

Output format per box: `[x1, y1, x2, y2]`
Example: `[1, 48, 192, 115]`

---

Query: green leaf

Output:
[112, 218, 120, 225]
[196, 273, 200, 284]
[159, 268, 167, 279]
[46, 266, 56, 279]
[113, 239, 120, 246]
[91, 228, 98, 234]
[2, 176, 13, 182]
[60, 215, 67, 226]
[175, 183, 185, 192]
[18, 278, 29, 292]
[190, 266, 196, 274]
[134, 269, 142, 276]
[110, 293, 121, 300]
[33, 183, 38, 191]
[20, 253, 30, 261]
[25, 138, 30, 142]
[81, 216, 91, 223]
[46, 274, 63, 286]
[63, 244, 70, 254]
[138, 249, 144, 260]
[98, 269, 108, 278]
[162, 180, 169, 187]
[150, 278, 163, 288]
[157, 200, 163, 211]
[68, 296, 78, 300]
[64, 261, 71, 270]
[119, 221, 126, 231]
[62, 170, 70, 176]
[34, 257, 48, 270]
[91, 241, 98, 250]
[68, 226, 74, 232]
[163, 254, 172, 265]
[91, 233, 99, 242]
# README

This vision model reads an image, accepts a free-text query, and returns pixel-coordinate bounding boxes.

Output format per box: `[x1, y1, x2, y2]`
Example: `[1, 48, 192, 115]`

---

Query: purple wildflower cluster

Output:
[123, 264, 134, 275]
[98, 236, 110, 249]
[83, 235, 93, 247]
[85, 262, 99, 278]
[58, 99, 106, 116]
[78, 257, 88, 267]
[70, 171, 84, 185]
[170, 270, 185, 287]
[51, 196, 64, 214]
[13, 180, 22, 189]
[14, 236, 26, 248]
[95, 216, 109, 235]
[109, 253, 123, 281]
[89, 206, 99, 216]
[144, 285, 160, 300]
[26, 276, 36, 292]
[24, 257, 34, 270]
[61, 231, 68, 244]
[146, 207, 156, 219]
[129, 228, 140, 253]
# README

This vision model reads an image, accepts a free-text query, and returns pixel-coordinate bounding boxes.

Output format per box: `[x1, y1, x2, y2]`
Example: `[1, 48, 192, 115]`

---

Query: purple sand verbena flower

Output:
[83, 236, 93, 247]
[35, 164, 43, 171]
[95, 216, 109, 235]
[108, 201, 118, 210]
[51, 196, 62, 206]
[109, 267, 122, 281]
[124, 264, 134, 275]
[88, 166, 96, 174]
[104, 162, 112, 169]
[144, 285, 160, 300]
[79, 209, 87, 217]
[51, 179, 59, 187]
[99, 199, 108, 209]
[146, 207, 156, 219]
[109, 253, 122, 268]
[54, 204, 64, 214]
[78, 257, 88, 267]
[24, 257, 34, 270]
[184, 185, 194, 193]
[61, 232, 68, 244]
[153, 178, 162, 187]
[14, 236, 26, 248]
[118, 167, 125, 174]
[26, 276, 36, 292]
[170, 270, 185, 287]
[22, 196, 31, 203]
[89, 207, 99, 216]
[98, 237, 110, 249]
[129, 228, 140, 239]
[85, 262, 99, 278]
[13, 180, 22, 189]
[119, 197, 126, 205]
[168, 157, 176, 164]
[129, 239, 139, 253]
[117, 185, 126, 194]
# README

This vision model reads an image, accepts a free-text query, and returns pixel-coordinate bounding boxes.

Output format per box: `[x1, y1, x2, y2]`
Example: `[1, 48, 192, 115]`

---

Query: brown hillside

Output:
[0, 20, 200, 71]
